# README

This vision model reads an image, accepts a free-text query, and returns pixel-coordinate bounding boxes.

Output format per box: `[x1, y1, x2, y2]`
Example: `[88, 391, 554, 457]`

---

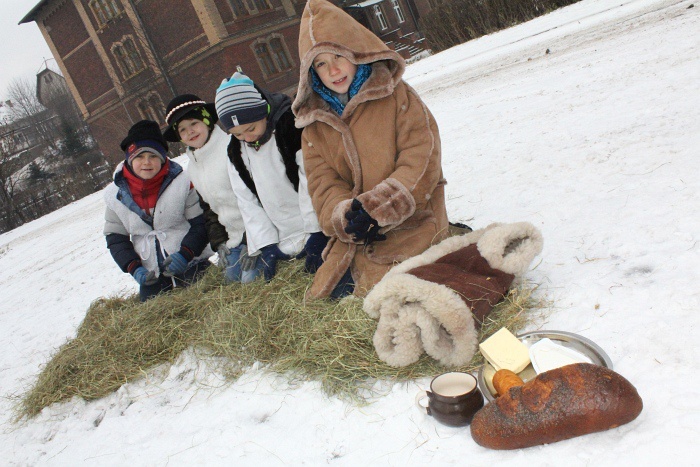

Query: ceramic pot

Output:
[425, 372, 484, 427]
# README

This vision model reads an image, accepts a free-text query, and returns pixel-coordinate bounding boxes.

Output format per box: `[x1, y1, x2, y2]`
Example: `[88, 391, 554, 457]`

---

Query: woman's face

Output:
[228, 118, 267, 144]
[130, 152, 163, 180]
[177, 118, 210, 148]
[312, 53, 358, 94]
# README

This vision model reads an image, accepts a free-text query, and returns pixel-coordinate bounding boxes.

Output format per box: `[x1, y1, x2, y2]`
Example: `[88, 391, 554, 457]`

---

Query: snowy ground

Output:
[1, 0, 698, 464]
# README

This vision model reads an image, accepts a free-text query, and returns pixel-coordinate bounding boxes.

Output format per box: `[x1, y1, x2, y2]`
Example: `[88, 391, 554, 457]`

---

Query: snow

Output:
[1, 0, 698, 464]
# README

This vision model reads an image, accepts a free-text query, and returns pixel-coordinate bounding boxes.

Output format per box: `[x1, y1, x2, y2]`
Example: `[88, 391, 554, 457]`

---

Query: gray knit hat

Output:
[214, 72, 269, 131]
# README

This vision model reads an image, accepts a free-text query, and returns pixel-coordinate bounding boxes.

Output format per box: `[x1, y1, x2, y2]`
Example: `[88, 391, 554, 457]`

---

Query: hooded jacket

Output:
[291, 0, 449, 298]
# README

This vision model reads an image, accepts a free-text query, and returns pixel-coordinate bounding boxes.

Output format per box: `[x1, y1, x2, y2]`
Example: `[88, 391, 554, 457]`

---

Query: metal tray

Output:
[477, 330, 613, 402]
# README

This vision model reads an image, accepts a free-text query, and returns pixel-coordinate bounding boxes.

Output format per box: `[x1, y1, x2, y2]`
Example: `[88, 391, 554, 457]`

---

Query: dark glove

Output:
[260, 244, 291, 281]
[237, 245, 258, 272]
[163, 248, 193, 277]
[216, 243, 231, 269]
[132, 266, 158, 286]
[301, 232, 328, 273]
[344, 199, 387, 244]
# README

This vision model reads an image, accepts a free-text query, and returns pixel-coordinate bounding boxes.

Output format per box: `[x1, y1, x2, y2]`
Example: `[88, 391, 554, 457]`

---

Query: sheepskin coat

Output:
[185, 125, 245, 250]
[292, 0, 449, 298]
[104, 160, 211, 277]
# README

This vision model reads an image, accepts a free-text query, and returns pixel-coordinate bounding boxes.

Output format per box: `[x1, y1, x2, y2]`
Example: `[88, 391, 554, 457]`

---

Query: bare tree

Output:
[6, 77, 59, 151]
[0, 123, 28, 229]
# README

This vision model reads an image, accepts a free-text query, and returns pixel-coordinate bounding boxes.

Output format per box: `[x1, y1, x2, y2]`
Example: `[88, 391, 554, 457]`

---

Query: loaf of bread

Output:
[492, 369, 524, 396]
[471, 363, 643, 450]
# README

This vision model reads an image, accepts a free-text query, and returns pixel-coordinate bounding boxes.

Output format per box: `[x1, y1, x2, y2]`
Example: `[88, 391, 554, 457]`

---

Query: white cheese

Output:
[479, 327, 531, 373]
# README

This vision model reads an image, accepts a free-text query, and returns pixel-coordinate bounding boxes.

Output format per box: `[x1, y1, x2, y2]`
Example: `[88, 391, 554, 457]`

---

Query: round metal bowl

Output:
[477, 330, 613, 402]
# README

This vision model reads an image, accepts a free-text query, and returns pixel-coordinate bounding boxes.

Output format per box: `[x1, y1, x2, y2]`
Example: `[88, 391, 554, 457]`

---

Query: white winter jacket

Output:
[227, 137, 320, 256]
[186, 126, 245, 249]
[103, 161, 211, 276]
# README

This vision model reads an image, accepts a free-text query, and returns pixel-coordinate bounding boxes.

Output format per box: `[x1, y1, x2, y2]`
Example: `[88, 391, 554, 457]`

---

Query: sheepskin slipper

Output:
[364, 222, 543, 367]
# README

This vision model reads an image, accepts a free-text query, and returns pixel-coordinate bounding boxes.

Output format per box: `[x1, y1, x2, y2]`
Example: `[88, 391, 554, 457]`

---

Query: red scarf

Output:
[123, 159, 170, 216]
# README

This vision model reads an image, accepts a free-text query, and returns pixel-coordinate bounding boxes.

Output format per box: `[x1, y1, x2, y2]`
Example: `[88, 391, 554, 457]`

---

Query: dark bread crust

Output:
[471, 363, 643, 449]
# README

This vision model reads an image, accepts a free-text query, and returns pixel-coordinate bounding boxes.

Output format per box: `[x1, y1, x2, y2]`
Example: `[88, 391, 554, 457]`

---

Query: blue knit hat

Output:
[215, 72, 269, 131]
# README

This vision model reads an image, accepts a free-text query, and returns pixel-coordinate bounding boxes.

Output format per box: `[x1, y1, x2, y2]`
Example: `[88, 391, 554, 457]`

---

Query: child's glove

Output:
[163, 248, 193, 277]
[345, 199, 387, 244]
[237, 245, 258, 272]
[132, 266, 158, 286]
[300, 232, 328, 273]
[260, 244, 291, 281]
[216, 243, 231, 268]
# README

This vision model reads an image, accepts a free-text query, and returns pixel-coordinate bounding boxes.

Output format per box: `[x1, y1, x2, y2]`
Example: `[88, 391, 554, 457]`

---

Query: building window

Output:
[89, 0, 121, 26]
[253, 35, 294, 79]
[391, 0, 406, 23]
[228, 0, 249, 17]
[112, 37, 145, 79]
[255, 44, 277, 76]
[248, 0, 272, 13]
[374, 5, 388, 30]
[270, 38, 291, 70]
[137, 93, 164, 123]
[13, 132, 27, 148]
[229, 0, 271, 18]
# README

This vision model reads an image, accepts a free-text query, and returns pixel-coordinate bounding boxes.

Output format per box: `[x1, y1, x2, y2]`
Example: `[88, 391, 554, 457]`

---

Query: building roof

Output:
[19, 0, 50, 25]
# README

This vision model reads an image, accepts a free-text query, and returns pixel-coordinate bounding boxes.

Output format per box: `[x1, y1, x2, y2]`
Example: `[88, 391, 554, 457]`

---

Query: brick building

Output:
[21, 0, 431, 163]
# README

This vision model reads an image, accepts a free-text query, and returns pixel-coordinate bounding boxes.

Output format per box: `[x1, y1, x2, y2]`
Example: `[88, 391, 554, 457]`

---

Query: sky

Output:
[1, 0, 699, 464]
[0, 0, 55, 100]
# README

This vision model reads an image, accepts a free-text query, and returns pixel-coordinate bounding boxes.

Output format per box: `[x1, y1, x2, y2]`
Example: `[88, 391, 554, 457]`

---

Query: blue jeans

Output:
[224, 245, 263, 284]
[139, 259, 210, 302]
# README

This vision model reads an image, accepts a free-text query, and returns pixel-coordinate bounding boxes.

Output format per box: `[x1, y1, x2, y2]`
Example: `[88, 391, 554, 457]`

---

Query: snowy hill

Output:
[1, 0, 698, 464]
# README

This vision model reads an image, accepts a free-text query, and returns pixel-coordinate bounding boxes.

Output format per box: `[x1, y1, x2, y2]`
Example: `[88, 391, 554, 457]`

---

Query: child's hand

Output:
[216, 243, 231, 268]
[345, 199, 387, 244]
[300, 232, 329, 273]
[163, 251, 191, 277]
[132, 266, 158, 286]
[237, 245, 258, 272]
[260, 244, 291, 281]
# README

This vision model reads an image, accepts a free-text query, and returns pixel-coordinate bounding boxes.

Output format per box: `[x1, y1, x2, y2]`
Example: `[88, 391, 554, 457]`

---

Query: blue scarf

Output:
[310, 64, 372, 115]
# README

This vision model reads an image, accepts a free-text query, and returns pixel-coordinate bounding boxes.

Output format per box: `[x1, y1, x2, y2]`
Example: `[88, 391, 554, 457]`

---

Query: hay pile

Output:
[19, 260, 545, 419]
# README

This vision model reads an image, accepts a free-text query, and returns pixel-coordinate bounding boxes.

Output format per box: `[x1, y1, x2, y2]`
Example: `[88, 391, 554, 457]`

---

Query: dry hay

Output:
[18, 260, 546, 419]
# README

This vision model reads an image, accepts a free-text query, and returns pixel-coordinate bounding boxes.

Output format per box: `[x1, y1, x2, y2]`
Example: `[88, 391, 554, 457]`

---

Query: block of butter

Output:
[479, 327, 531, 373]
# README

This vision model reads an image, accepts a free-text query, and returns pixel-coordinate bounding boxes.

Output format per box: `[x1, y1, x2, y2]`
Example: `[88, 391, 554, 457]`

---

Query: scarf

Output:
[310, 63, 372, 115]
[123, 159, 170, 216]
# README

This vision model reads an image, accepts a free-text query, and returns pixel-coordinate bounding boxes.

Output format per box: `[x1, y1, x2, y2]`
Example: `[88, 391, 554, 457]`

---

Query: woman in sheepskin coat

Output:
[291, 0, 449, 298]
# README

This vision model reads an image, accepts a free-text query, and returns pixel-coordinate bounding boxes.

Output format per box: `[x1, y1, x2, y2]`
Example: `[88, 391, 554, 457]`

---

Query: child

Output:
[103, 120, 212, 301]
[291, 0, 450, 299]
[162, 94, 252, 283]
[213, 71, 327, 281]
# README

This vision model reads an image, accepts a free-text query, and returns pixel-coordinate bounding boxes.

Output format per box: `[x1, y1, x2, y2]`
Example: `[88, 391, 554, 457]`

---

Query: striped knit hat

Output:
[215, 72, 269, 131]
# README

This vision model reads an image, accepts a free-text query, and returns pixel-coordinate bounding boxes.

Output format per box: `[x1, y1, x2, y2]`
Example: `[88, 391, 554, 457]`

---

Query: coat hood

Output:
[292, 0, 406, 126]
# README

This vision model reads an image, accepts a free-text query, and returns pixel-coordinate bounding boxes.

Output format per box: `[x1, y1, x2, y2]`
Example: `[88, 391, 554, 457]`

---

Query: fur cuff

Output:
[363, 221, 543, 367]
[356, 178, 416, 228]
